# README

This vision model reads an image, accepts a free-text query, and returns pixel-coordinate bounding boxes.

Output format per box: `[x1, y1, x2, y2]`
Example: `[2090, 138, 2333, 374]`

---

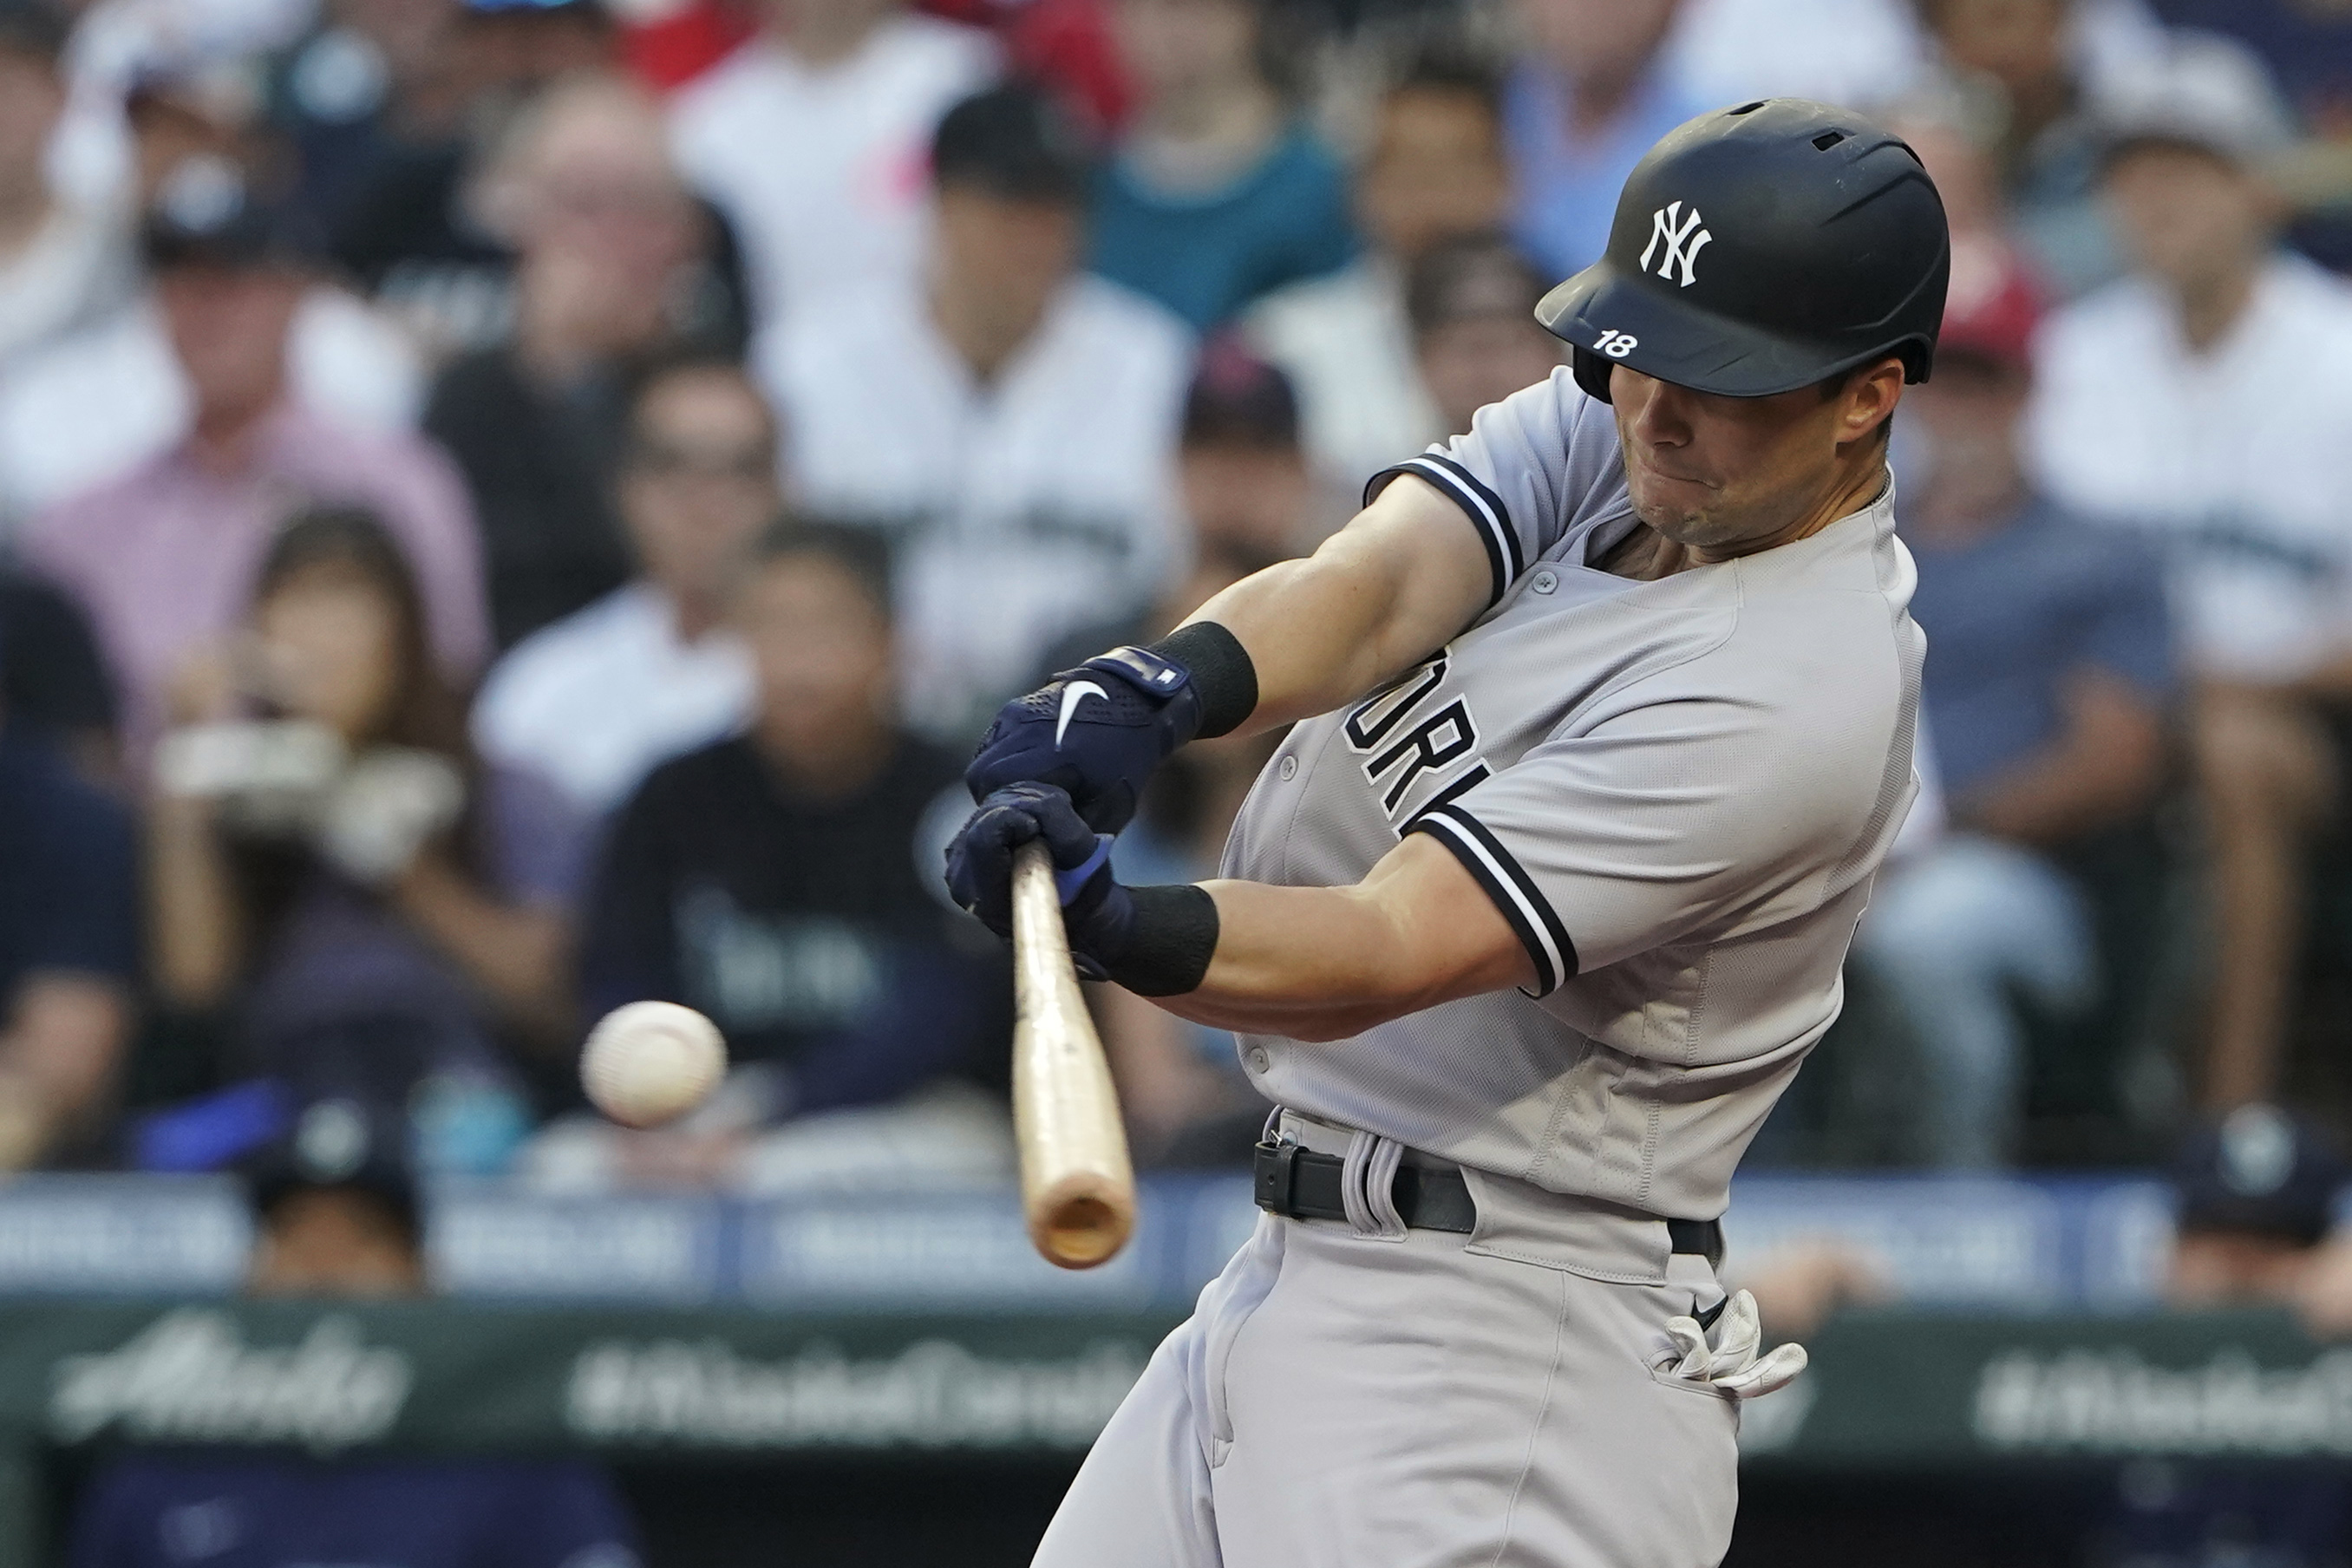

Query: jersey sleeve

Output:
[1406, 689, 1905, 996]
[1363, 369, 1630, 610]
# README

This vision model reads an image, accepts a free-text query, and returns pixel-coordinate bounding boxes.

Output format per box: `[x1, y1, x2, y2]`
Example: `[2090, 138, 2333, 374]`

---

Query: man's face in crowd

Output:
[1609, 358, 1903, 555]
[1922, 0, 2068, 93]
[1111, 0, 1258, 103]
[2104, 142, 2272, 297]
[1904, 354, 2029, 518]
[1514, 0, 1678, 83]
[156, 263, 305, 430]
[740, 553, 895, 763]
[2168, 1229, 2318, 1310]
[1357, 87, 1509, 264]
[1182, 439, 1310, 566]
[507, 93, 698, 292]
[248, 1188, 427, 1297]
[1417, 314, 1565, 438]
[934, 185, 1081, 333]
[621, 369, 782, 605]
[0, 46, 62, 187]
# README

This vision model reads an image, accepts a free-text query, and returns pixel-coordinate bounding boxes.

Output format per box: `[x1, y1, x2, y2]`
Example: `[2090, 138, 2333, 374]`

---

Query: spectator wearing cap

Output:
[761, 84, 1192, 740]
[2170, 1101, 2348, 1309]
[668, 0, 998, 334]
[1501, 0, 1712, 284]
[552, 523, 1011, 1192]
[0, 1, 134, 369]
[19, 161, 488, 778]
[69, 1097, 646, 1568]
[472, 354, 775, 818]
[1088, 0, 1354, 333]
[1855, 244, 2174, 1168]
[0, 625, 138, 1173]
[1241, 50, 1506, 493]
[1406, 232, 1565, 441]
[2025, 45, 2352, 1117]
[424, 72, 726, 650]
[0, 63, 427, 525]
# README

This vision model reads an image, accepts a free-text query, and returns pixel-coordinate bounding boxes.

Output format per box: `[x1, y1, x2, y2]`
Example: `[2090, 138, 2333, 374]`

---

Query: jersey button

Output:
[1246, 1048, 1271, 1074]
[1532, 569, 1559, 595]
[1277, 755, 1298, 781]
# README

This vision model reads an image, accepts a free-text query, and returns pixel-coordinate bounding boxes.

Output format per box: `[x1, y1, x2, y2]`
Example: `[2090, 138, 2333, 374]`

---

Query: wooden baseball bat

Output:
[1010, 840, 1137, 1269]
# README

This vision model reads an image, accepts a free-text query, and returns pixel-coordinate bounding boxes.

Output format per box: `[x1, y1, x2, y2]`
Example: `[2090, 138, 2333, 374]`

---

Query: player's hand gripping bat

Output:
[1010, 840, 1138, 1268]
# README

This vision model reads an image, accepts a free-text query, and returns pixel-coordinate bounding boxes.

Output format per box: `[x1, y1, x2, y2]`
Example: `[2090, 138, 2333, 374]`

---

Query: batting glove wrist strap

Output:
[1053, 834, 1116, 905]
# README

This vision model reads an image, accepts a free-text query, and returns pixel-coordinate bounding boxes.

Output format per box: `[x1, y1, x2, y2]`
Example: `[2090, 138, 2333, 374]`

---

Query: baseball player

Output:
[947, 99, 1950, 1567]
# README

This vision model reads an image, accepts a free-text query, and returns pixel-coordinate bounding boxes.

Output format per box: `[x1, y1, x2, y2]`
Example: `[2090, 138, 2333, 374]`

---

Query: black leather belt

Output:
[1253, 1139, 1723, 1263]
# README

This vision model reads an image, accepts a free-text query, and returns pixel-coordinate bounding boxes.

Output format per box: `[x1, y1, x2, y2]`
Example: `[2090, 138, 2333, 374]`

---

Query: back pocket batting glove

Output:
[964, 645, 1201, 834]
[944, 782, 1136, 979]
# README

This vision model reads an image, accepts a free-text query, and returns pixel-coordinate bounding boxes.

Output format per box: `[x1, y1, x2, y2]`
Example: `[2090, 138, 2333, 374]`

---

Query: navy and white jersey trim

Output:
[1408, 801, 1577, 996]
[1369, 454, 1524, 607]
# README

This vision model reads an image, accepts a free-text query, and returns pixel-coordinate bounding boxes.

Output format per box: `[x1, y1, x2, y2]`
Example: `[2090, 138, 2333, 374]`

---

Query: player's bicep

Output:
[1360, 830, 1542, 999]
[1181, 474, 1495, 732]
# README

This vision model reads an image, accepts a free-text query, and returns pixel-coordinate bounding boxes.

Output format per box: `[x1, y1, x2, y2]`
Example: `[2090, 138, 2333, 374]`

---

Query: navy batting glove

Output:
[965, 645, 1201, 833]
[944, 783, 1137, 978]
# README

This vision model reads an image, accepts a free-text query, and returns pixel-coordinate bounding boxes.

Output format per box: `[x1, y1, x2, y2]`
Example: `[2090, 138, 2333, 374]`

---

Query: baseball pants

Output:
[1033, 1205, 1741, 1567]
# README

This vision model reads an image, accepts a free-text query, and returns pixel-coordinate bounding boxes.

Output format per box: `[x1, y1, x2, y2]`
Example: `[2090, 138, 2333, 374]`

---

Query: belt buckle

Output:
[1253, 1138, 1303, 1216]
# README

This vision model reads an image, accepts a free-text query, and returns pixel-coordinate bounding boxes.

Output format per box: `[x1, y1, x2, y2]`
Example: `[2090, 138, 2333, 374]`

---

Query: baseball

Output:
[580, 1002, 728, 1128]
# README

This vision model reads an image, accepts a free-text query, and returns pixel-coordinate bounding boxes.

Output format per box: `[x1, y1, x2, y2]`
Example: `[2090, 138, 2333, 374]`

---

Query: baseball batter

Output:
[946, 99, 1950, 1566]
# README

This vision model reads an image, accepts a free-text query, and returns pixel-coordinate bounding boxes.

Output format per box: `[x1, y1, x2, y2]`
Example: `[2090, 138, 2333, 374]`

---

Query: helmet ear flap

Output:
[1571, 346, 1616, 404]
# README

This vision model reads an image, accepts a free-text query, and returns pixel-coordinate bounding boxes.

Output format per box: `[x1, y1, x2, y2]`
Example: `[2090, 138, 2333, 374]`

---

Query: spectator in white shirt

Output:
[472, 354, 779, 819]
[1241, 49, 1507, 495]
[668, 0, 997, 334]
[759, 84, 1193, 741]
[2026, 46, 2352, 1115]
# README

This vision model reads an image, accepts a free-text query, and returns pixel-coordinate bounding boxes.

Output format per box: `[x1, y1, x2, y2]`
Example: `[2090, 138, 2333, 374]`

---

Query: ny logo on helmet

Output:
[1638, 200, 1711, 288]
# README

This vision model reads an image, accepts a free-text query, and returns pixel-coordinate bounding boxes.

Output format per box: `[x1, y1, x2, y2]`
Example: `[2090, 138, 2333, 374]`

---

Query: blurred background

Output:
[9, 0, 2352, 1561]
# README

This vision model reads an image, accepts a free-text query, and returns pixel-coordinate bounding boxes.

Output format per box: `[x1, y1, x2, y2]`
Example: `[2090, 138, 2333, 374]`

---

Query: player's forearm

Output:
[1148, 840, 1536, 1040]
[1149, 881, 1451, 1039]
[1178, 477, 1492, 736]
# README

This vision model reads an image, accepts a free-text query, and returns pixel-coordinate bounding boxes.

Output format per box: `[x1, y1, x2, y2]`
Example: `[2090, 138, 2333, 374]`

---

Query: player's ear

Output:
[1838, 357, 1905, 450]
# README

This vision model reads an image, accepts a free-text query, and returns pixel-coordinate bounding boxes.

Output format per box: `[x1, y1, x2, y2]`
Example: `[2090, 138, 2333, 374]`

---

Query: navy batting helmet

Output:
[1537, 99, 1950, 403]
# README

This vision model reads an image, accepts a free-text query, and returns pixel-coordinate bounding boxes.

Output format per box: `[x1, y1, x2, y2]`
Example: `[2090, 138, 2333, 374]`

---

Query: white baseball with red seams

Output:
[580, 1002, 727, 1128]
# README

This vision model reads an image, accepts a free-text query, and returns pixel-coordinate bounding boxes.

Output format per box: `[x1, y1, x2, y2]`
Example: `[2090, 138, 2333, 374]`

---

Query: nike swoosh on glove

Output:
[1656, 1290, 1809, 1400]
[965, 646, 1200, 833]
[944, 782, 1137, 976]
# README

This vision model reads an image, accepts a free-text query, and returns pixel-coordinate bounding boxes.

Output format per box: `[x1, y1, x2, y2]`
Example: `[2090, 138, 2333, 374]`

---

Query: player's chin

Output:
[1628, 493, 1715, 540]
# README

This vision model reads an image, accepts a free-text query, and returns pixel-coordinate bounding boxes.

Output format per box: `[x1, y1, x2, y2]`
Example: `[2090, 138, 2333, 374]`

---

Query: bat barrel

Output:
[1009, 840, 1137, 1269]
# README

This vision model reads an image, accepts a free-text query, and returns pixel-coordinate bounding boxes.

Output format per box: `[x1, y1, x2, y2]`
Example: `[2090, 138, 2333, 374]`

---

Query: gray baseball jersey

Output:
[1219, 367, 1923, 1222]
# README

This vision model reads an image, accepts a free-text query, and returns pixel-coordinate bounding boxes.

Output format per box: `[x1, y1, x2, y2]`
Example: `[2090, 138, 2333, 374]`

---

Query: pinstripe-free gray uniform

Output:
[1033, 368, 1923, 1568]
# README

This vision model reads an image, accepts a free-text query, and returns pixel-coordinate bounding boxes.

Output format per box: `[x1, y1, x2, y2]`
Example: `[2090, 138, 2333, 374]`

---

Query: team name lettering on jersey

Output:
[1343, 656, 1490, 826]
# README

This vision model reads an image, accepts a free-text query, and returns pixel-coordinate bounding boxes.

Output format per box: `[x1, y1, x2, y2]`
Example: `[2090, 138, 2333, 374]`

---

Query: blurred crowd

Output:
[9, 0, 2352, 1225]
